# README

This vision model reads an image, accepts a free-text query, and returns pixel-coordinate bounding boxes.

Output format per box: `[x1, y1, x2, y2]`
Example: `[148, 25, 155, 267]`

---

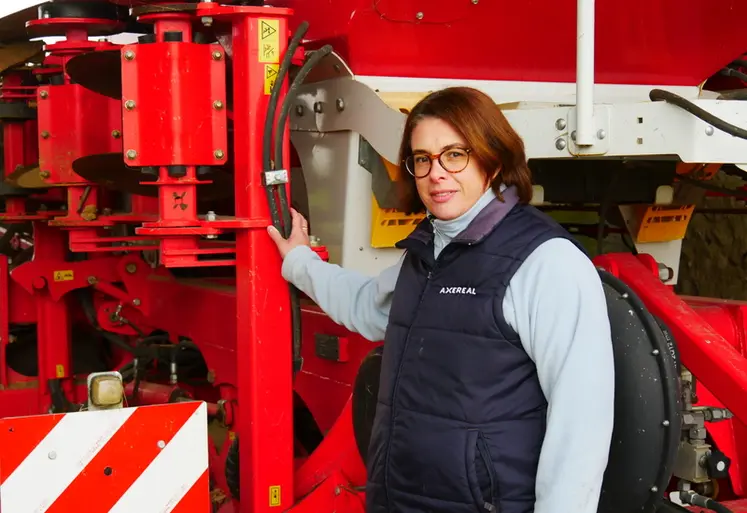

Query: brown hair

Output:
[397, 86, 533, 213]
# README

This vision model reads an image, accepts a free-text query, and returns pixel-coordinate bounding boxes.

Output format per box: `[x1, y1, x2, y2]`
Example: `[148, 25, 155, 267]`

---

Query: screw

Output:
[416, 11, 424, 19]
[157, 440, 166, 449]
[705, 125, 714, 136]
[125, 263, 137, 274]
[87, 276, 97, 285]
[213, 100, 224, 110]
[214, 149, 225, 159]
[555, 138, 567, 150]
[40, 130, 50, 139]
[124, 50, 135, 61]
[39, 90, 48, 99]
[597, 129, 607, 139]
[48, 451, 56, 460]
[555, 118, 566, 130]
[124, 100, 136, 110]
[126, 149, 137, 160]
[662, 420, 670, 427]
[652, 349, 660, 356]
[472, 0, 479, 3]
[112, 129, 121, 138]
[206, 210, 217, 221]
[132, 298, 141, 306]
[336, 98, 345, 111]
[212, 51, 223, 60]
[650, 486, 659, 493]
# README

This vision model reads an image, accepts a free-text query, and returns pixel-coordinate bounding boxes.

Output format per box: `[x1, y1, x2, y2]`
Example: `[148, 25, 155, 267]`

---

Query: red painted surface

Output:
[274, 0, 747, 87]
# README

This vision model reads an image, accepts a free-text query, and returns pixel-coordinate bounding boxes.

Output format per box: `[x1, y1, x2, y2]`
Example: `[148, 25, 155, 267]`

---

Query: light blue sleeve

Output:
[503, 237, 615, 513]
[281, 245, 402, 342]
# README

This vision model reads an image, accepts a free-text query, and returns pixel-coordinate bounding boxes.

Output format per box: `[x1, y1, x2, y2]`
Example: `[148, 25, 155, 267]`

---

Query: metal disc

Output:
[4, 163, 76, 189]
[66, 50, 121, 99]
[0, 4, 43, 44]
[72, 153, 234, 200]
[0, 41, 44, 74]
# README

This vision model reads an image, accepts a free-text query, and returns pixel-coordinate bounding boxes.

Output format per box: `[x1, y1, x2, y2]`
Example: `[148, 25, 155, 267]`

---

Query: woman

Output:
[268, 87, 614, 513]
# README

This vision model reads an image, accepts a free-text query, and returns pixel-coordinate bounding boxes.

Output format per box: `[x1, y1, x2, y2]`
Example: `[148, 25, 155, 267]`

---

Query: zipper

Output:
[476, 434, 499, 512]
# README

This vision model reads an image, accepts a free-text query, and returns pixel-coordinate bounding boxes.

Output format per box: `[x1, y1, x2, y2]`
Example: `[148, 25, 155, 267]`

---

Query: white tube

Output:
[576, 0, 595, 146]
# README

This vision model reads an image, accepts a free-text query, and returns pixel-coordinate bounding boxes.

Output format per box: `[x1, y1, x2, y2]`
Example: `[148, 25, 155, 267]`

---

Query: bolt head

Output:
[39, 90, 48, 99]
[336, 98, 345, 111]
[295, 105, 304, 116]
[597, 129, 607, 139]
[40, 130, 50, 139]
[555, 118, 567, 130]
[705, 125, 715, 136]
[416, 11, 424, 19]
[213, 100, 224, 110]
[124, 100, 136, 110]
[214, 149, 225, 159]
[111, 130, 121, 138]
[124, 50, 135, 61]
[555, 138, 567, 150]
[212, 51, 223, 60]
[126, 149, 137, 160]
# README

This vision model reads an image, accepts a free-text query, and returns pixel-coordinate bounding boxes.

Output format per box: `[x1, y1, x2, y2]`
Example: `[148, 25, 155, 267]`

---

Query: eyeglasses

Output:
[404, 148, 472, 178]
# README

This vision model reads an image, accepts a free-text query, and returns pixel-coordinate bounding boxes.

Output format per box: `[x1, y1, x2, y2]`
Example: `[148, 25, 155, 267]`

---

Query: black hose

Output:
[721, 66, 747, 83]
[269, 45, 333, 375]
[262, 22, 309, 232]
[649, 89, 747, 140]
[680, 491, 734, 513]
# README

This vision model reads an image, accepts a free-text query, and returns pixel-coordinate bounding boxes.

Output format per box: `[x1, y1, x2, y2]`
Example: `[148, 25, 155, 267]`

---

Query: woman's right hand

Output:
[267, 208, 310, 259]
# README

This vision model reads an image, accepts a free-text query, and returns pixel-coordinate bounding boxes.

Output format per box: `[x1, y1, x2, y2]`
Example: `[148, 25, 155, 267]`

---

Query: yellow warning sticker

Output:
[269, 485, 281, 507]
[53, 270, 74, 282]
[264, 64, 279, 95]
[259, 19, 280, 63]
[55, 364, 65, 378]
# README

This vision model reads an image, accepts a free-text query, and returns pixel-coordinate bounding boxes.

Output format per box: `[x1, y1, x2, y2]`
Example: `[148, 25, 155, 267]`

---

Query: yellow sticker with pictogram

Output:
[259, 19, 279, 63]
[264, 64, 279, 95]
[269, 485, 281, 507]
[55, 364, 65, 378]
[53, 270, 74, 282]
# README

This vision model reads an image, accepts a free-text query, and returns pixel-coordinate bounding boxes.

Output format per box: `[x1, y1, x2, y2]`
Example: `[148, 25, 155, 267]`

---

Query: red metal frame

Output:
[273, 0, 747, 87]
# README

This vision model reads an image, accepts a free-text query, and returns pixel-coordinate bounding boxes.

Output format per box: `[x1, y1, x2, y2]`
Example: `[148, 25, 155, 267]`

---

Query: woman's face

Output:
[410, 117, 493, 221]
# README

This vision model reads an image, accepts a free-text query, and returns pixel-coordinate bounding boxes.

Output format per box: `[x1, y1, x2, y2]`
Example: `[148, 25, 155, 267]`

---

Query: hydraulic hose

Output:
[649, 89, 747, 140]
[680, 491, 734, 513]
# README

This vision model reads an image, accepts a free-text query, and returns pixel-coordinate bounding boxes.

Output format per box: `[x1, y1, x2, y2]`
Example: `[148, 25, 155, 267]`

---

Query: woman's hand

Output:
[267, 208, 310, 259]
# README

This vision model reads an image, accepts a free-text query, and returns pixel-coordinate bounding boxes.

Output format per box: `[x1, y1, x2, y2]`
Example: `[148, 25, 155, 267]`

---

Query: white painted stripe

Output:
[1, 407, 136, 513]
[109, 402, 208, 513]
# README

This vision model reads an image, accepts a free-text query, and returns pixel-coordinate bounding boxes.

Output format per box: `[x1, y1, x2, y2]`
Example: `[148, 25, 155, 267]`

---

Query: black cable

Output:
[721, 66, 747, 83]
[649, 89, 747, 140]
[273, 44, 333, 237]
[680, 491, 734, 513]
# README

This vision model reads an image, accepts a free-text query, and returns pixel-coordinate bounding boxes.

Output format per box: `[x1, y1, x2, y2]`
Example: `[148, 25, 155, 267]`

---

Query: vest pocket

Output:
[466, 429, 499, 513]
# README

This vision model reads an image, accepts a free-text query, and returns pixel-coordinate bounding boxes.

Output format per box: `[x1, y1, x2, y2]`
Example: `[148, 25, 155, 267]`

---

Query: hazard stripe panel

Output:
[0, 402, 209, 513]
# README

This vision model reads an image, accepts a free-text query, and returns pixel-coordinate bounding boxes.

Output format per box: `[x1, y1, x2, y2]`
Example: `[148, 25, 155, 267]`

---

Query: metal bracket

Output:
[566, 105, 611, 156]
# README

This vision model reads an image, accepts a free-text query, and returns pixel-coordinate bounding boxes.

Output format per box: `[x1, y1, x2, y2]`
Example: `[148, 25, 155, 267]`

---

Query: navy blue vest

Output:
[365, 187, 583, 513]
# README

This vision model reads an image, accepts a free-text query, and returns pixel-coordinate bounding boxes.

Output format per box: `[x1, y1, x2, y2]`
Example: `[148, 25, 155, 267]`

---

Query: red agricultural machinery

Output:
[0, 1, 747, 512]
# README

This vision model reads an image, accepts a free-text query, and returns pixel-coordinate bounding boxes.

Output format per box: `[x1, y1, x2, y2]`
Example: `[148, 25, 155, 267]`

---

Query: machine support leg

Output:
[231, 12, 294, 513]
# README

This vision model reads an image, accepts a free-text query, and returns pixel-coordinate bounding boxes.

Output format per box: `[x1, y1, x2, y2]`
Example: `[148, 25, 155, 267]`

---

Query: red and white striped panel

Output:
[0, 401, 210, 512]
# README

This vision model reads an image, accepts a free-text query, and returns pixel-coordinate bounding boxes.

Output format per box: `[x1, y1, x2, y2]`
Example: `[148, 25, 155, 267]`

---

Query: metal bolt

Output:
[650, 486, 659, 493]
[40, 130, 50, 139]
[125, 263, 137, 274]
[416, 11, 424, 19]
[39, 90, 48, 99]
[126, 149, 137, 160]
[597, 129, 606, 139]
[662, 420, 670, 427]
[87, 276, 97, 285]
[124, 50, 135, 61]
[313, 102, 323, 113]
[555, 118, 567, 130]
[652, 349, 660, 356]
[336, 98, 345, 111]
[212, 51, 223, 60]
[39, 170, 50, 179]
[202, 16, 214, 27]
[555, 138, 567, 150]
[571, 130, 577, 141]
[124, 100, 136, 110]
[213, 100, 224, 110]
[132, 298, 141, 306]
[157, 440, 166, 449]
[48, 451, 56, 460]
[295, 105, 304, 116]
[472, 0, 479, 3]
[705, 125, 714, 136]
[206, 210, 217, 221]
[214, 149, 225, 159]
[111, 129, 121, 138]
